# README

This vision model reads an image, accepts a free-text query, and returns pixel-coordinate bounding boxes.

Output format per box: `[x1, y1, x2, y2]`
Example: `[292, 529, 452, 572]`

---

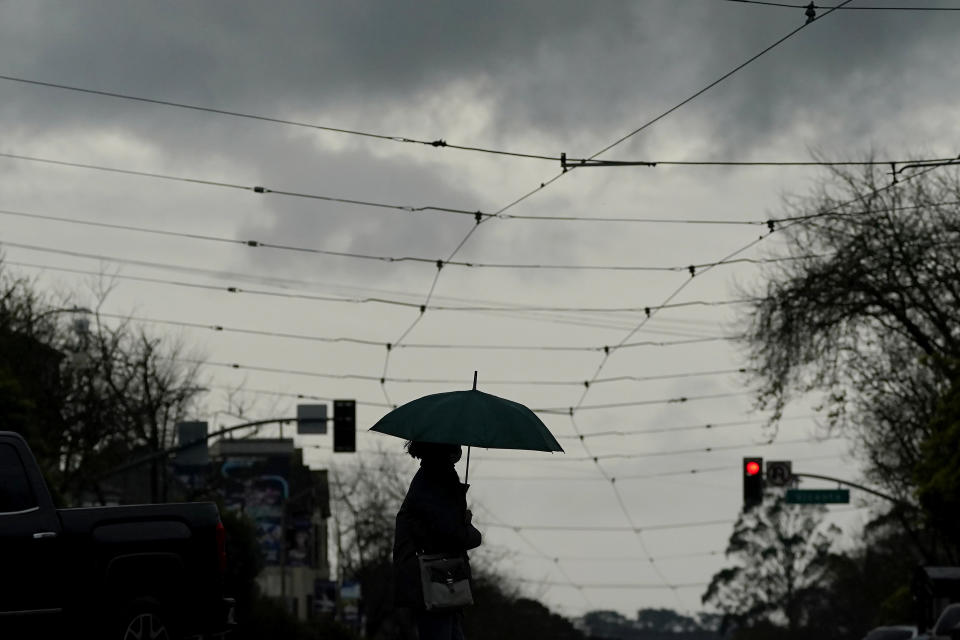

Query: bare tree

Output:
[0, 261, 208, 504]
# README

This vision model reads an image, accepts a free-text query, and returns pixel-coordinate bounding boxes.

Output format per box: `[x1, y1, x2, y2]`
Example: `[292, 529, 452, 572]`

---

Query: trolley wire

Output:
[76, 309, 733, 354]
[193, 358, 751, 407]
[0, 206, 827, 272]
[471, 453, 847, 482]
[6, 260, 743, 335]
[0, 151, 492, 220]
[402, 3, 856, 602]
[476, 435, 843, 463]
[558, 413, 815, 439]
[4, 72, 953, 168]
[725, 0, 960, 10]
[0, 248, 755, 315]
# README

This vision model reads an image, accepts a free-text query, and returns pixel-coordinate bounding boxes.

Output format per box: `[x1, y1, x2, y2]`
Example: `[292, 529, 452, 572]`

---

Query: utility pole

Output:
[281, 486, 317, 615]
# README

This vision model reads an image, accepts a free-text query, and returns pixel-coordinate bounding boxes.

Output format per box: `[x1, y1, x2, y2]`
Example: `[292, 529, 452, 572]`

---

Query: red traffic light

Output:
[743, 456, 763, 510]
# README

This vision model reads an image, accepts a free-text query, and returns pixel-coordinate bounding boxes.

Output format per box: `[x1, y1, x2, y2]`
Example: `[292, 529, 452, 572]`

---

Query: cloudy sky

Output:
[2, 0, 959, 618]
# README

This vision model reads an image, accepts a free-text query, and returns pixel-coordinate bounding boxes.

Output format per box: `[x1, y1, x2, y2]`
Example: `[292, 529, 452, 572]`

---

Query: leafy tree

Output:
[462, 582, 583, 640]
[799, 514, 918, 640]
[913, 375, 960, 563]
[738, 161, 960, 558]
[580, 610, 634, 639]
[702, 490, 839, 637]
[577, 608, 718, 640]
[635, 608, 706, 633]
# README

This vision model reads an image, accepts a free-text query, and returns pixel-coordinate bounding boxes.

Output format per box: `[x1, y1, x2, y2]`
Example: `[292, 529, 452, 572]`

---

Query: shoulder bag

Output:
[418, 552, 474, 611]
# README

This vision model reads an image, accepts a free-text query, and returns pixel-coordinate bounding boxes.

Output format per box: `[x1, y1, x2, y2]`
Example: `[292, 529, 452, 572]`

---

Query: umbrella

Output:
[369, 372, 563, 483]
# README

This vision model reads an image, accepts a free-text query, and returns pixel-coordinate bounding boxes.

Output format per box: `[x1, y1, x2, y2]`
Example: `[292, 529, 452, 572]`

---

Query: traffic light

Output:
[333, 400, 356, 452]
[743, 457, 763, 510]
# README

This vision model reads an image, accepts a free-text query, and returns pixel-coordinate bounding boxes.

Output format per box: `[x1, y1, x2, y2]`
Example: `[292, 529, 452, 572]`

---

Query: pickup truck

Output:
[0, 430, 234, 639]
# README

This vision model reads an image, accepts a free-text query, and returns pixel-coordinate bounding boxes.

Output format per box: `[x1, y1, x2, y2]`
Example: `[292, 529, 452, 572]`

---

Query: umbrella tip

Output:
[473, 370, 477, 390]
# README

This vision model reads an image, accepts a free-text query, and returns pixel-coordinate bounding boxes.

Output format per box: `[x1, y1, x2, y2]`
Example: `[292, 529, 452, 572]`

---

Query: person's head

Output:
[404, 441, 462, 465]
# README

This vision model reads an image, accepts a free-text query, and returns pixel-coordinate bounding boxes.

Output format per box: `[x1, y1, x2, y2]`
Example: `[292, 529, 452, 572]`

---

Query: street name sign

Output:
[785, 488, 850, 504]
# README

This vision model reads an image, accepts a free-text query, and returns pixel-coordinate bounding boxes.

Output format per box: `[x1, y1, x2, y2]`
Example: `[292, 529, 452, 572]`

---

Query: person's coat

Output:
[393, 460, 482, 609]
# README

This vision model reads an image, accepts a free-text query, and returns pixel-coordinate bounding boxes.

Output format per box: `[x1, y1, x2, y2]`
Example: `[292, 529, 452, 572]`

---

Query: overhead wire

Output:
[479, 500, 866, 534]
[501, 198, 960, 224]
[0, 207, 827, 272]
[512, 578, 708, 590]
[470, 453, 848, 482]
[724, 0, 960, 10]
[535, 391, 751, 413]
[475, 435, 844, 463]
[475, 502, 593, 606]
[253, 0, 856, 422]
[492, 0, 858, 602]
[586, 0, 854, 161]
[555, 103, 953, 607]
[200, 360, 749, 390]
[558, 413, 815, 439]
[0, 73, 559, 162]
[207, 383, 392, 409]
[0, 151, 492, 220]
[69, 308, 733, 354]
[0, 11, 896, 608]
[481, 501, 867, 595]
[1, 2, 868, 592]
[505, 548, 725, 563]
[479, 518, 734, 533]
[5, 148, 952, 227]
[0, 248, 754, 315]
[192, 358, 752, 409]
[7, 259, 743, 335]
[3, 72, 951, 169]
[1, 250, 700, 322]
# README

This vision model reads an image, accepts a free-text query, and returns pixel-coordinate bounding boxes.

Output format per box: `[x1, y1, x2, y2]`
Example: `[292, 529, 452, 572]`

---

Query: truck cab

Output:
[0, 431, 234, 639]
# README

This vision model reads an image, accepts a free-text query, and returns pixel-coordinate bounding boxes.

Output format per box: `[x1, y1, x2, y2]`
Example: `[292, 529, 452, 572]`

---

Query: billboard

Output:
[220, 454, 290, 565]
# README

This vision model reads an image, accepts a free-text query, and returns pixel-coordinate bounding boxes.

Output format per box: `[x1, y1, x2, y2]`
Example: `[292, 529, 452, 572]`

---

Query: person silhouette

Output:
[393, 441, 482, 640]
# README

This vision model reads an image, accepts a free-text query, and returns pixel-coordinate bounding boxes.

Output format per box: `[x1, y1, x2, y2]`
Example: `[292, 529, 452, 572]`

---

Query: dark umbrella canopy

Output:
[369, 389, 563, 452]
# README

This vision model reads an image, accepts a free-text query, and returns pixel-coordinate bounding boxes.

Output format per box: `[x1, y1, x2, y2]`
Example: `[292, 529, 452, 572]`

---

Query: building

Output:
[209, 437, 331, 621]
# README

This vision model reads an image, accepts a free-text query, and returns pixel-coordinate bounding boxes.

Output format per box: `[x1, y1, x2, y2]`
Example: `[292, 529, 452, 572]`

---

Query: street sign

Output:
[766, 460, 793, 487]
[297, 404, 328, 435]
[175, 421, 209, 466]
[314, 579, 337, 615]
[785, 488, 850, 504]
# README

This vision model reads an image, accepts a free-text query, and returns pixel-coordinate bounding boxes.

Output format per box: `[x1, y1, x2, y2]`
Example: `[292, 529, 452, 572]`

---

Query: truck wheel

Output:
[116, 599, 174, 640]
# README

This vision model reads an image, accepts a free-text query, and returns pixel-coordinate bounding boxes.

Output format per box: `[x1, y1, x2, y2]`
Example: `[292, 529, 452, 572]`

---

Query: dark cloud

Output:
[3, 1, 956, 161]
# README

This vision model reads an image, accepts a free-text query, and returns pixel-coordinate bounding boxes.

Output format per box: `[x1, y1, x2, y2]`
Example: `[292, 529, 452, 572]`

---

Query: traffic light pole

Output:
[97, 416, 298, 480]
[792, 472, 911, 508]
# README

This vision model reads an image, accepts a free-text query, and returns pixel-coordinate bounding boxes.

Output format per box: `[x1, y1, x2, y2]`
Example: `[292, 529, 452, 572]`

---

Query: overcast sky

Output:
[2, 0, 959, 619]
